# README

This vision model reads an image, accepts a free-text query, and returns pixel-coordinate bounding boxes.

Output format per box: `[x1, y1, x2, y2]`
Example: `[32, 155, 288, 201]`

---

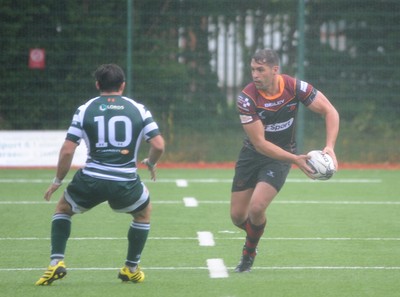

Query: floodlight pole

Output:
[127, 0, 133, 97]
[296, 0, 306, 153]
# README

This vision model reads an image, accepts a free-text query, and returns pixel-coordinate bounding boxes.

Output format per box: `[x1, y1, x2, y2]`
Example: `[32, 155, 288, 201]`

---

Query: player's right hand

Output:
[295, 154, 315, 179]
[44, 183, 61, 201]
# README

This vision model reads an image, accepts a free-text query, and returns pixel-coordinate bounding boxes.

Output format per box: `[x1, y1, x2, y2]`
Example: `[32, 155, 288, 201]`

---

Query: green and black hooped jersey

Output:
[66, 95, 160, 181]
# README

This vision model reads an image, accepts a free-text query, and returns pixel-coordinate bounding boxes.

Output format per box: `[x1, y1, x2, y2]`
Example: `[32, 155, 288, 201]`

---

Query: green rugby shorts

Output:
[64, 169, 149, 214]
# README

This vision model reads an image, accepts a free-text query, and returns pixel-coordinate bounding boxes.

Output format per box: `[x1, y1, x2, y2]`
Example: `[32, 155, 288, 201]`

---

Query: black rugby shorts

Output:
[231, 146, 291, 192]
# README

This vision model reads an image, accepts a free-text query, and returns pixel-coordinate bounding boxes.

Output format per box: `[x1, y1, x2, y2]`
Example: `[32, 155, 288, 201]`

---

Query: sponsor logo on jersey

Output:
[238, 96, 251, 111]
[239, 114, 253, 124]
[286, 102, 297, 112]
[265, 118, 294, 132]
[264, 99, 284, 108]
[300, 81, 308, 92]
[257, 110, 266, 120]
[99, 104, 125, 111]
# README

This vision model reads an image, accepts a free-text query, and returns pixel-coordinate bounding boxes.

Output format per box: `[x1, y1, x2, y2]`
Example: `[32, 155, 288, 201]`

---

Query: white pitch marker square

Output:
[197, 231, 215, 246]
[176, 179, 188, 187]
[207, 258, 229, 278]
[183, 197, 198, 207]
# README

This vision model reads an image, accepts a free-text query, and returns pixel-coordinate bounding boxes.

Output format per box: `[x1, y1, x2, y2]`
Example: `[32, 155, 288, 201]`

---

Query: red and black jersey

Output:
[237, 74, 317, 153]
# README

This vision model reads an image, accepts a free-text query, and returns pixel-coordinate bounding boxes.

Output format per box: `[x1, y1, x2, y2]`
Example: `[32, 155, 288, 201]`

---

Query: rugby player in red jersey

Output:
[231, 49, 339, 272]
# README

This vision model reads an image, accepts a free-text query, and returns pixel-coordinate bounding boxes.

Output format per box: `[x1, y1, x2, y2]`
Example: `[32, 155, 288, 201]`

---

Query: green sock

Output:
[125, 221, 150, 267]
[50, 213, 71, 260]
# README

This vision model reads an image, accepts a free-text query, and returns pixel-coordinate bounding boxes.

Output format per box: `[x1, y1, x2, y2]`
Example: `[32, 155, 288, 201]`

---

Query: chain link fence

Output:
[1, 0, 399, 162]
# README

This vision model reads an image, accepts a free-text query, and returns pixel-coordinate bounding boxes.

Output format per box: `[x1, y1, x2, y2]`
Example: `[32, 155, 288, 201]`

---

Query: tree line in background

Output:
[1, 0, 399, 161]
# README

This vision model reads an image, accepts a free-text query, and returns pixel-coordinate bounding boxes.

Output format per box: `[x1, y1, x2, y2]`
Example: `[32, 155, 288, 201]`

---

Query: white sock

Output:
[50, 259, 63, 266]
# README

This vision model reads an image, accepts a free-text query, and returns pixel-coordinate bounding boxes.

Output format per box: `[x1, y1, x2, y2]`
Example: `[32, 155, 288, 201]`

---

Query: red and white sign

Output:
[29, 48, 46, 69]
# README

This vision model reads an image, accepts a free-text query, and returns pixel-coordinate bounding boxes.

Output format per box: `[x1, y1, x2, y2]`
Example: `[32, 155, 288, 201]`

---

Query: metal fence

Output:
[1, 0, 399, 163]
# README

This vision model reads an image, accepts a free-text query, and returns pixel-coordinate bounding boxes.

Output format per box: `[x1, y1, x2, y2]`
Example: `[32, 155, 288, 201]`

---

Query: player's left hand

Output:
[141, 158, 157, 181]
[322, 147, 338, 171]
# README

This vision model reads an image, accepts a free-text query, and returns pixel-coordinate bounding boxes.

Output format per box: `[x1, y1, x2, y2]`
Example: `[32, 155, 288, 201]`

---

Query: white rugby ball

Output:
[306, 150, 336, 180]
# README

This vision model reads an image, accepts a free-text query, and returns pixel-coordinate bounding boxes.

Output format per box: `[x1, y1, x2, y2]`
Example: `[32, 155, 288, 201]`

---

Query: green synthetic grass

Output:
[0, 168, 399, 297]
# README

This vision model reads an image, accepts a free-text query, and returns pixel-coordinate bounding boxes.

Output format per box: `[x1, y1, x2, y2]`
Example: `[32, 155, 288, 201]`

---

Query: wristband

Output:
[53, 177, 63, 186]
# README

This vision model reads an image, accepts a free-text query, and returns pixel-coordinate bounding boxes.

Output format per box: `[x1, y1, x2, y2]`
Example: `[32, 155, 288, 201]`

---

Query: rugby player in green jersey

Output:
[36, 64, 165, 285]
[231, 49, 339, 272]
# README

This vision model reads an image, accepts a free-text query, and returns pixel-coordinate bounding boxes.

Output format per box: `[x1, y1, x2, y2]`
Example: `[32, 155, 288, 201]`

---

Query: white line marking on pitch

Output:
[1, 236, 400, 241]
[0, 178, 382, 184]
[286, 178, 382, 183]
[1, 266, 399, 272]
[3, 200, 400, 205]
[176, 179, 188, 187]
[207, 259, 229, 278]
[197, 231, 215, 246]
[183, 197, 198, 207]
[254, 266, 400, 270]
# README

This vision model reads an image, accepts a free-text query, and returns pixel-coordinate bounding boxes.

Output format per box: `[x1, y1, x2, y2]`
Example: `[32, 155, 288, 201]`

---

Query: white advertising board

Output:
[0, 131, 87, 167]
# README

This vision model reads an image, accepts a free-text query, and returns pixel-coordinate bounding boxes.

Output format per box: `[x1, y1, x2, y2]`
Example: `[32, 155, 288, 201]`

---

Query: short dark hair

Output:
[252, 49, 280, 67]
[94, 64, 125, 92]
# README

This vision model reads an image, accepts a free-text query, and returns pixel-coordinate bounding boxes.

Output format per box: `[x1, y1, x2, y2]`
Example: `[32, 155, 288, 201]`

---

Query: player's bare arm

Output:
[307, 91, 340, 169]
[242, 120, 314, 177]
[44, 140, 78, 201]
[142, 135, 165, 181]
[56, 140, 79, 179]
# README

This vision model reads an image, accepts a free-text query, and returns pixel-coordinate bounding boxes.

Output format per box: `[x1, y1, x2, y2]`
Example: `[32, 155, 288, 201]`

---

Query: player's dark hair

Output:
[94, 64, 125, 92]
[252, 49, 280, 67]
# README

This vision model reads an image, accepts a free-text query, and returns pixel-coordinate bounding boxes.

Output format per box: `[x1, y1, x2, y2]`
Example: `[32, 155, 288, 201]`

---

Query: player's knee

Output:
[231, 212, 246, 226]
[132, 202, 152, 222]
[249, 203, 267, 218]
[54, 196, 74, 215]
